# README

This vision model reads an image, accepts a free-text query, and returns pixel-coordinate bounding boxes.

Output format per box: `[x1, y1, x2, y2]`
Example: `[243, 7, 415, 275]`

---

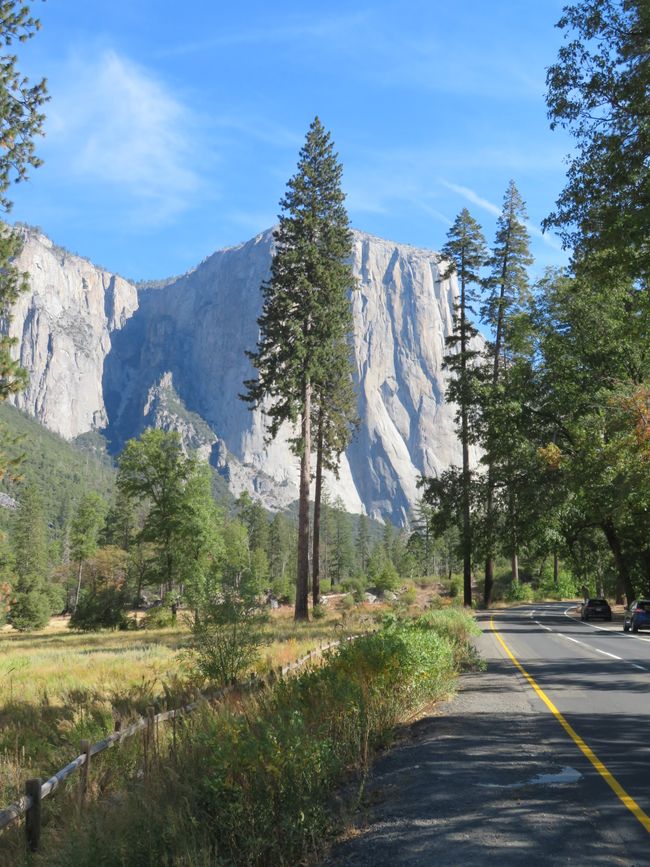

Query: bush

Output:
[190, 583, 268, 687]
[142, 604, 174, 629]
[415, 608, 481, 669]
[400, 586, 417, 605]
[506, 580, 533, 602]
[312, 603, 326, 619]
[373, 560, 399, 592]
[8, 590, 50, 631]
[48, 618, 467, 867]
[69, 587, 129, 631]
[339, 593, 355, 610]
[340, 576, 366, 601]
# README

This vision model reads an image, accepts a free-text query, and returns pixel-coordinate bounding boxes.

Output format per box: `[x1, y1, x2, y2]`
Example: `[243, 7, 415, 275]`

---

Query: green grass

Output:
[8, 610, 478, 867]
[0, 602, 384, 808]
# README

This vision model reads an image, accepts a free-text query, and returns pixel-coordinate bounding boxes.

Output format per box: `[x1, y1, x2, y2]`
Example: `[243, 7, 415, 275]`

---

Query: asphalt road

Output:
[327, 602, 650, 866]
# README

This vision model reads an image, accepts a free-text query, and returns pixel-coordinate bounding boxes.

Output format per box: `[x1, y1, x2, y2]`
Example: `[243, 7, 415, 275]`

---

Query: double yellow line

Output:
[490, 615, 650, 834]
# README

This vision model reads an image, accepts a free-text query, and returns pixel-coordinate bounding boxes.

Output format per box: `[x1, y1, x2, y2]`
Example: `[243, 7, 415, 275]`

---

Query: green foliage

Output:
[69, 587, 129, 632]
[372, 558, 399, 592]
[243, 117, 356, 620]
[190, 569, 268, 687]
[117, 431, 223, 606]
[545, 0, 650, 281]
[11, 480, 48, 591]
[242, 116, 355, 443]
[400, 586, 417, 605]
[0, 405, 115, 533]
[46, 616, 469, 867]
[8, 588, 49, 631]
[142, 603, 174, 629]
[0, 5, 47, 481]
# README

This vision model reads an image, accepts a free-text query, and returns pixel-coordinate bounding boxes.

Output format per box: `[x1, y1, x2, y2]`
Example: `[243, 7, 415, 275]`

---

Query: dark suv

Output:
[623, 600, 650, 633]
[580, 598, 612, 621]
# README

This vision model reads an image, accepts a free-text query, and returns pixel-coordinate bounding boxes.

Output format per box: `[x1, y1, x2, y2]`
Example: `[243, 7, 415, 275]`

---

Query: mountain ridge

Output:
[5, 224, 471, 524]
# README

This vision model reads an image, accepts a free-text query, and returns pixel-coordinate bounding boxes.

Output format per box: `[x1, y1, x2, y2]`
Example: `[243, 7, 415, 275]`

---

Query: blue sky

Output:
[10, 0, 572, 281]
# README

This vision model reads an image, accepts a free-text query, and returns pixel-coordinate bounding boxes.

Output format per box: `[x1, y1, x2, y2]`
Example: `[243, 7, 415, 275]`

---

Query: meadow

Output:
[0, 603, 479, 866]
[0, 599, 385, 808]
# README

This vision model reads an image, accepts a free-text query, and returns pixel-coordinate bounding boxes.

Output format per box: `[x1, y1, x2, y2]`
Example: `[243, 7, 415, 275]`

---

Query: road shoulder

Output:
[325, 624, 635, 866]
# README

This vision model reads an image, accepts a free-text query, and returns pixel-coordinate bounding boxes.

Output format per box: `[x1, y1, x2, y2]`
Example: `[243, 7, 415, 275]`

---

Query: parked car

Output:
[580, 598, 612, 621]
[623, 599, 650, 633]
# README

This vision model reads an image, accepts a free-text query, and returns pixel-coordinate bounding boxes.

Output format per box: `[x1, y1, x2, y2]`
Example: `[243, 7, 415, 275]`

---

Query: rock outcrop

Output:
[6, 225, 470, 524]
[8, 228, 138, 439]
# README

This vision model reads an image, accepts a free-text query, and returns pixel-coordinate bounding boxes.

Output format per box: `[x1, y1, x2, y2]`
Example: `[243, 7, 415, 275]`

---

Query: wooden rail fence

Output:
[0, 636, 352, 851]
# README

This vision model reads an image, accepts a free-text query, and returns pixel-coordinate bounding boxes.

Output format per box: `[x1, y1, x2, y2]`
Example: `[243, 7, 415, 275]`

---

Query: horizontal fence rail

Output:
[0, 634, 357, 851]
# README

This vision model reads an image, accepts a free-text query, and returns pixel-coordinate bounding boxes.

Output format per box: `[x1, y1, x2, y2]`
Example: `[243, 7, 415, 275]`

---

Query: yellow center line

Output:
[490, 615, 650, 835]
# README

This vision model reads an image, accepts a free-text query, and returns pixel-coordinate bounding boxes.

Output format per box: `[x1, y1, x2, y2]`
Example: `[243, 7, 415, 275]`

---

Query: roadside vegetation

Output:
[0, 609, 479, 867]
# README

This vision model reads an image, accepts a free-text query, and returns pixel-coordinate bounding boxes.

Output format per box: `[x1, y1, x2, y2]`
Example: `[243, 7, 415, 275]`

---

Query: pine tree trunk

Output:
[460, 276, 472, 608]
[74, 561, 83, 611]
[483, 470, 495, 607]
[484, 272, 508, 609]
[295, 375, 311, 621]
[511, 549, 519, 584]
[484, 556, 494, 609]
[312, 411, 324, 606]
[462, 425, 472, 606]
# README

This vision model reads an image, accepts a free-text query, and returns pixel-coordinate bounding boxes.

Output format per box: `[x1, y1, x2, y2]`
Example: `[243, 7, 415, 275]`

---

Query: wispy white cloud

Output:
[414, 202, 453, 227]
[159, 12, 368, 58]
[442, 180, 563, 250]
[46, 49, 210, 227]
[442, 181, 501, 217]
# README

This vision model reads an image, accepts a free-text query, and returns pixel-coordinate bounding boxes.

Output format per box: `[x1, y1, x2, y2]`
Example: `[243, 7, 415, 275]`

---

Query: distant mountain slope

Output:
[0, 404, 115, 530]
[5, 226, 473, 524]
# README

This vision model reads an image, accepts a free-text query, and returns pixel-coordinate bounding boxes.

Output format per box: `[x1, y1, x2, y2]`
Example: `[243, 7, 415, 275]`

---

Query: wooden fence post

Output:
[80, 739, 91, 805]
[25, 778, 42, 852]
[146, 706, 155, 768]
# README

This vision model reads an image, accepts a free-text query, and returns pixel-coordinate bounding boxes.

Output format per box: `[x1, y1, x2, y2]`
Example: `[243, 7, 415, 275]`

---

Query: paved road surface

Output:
[326, 602, 650, 865]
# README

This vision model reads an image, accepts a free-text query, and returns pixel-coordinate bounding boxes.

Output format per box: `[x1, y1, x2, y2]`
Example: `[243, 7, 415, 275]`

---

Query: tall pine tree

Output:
[0, 4, 47, 478]
[441, 209, 487, 607]
[480, 181, 533, 606]
[243, 117, 354, 620]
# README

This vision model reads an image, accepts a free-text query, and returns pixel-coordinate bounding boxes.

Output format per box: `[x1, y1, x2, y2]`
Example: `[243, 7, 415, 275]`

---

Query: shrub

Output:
[312, 603, 326, 619]
[8, 590, 50, 631]
[373, 560, 399, 592]
[400, 586, 417, 605]
[47, 619, 466, 867]
[142, 604, 174, 629]
[339, 593, 355, 610]
[69, 587, 129, 631]
[340, 576, 366, 601]
[190, 582, 268, 687]
[506, 580, 533, 602]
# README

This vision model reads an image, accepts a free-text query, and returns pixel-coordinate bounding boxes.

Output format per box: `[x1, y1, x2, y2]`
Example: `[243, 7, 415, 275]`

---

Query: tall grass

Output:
[0, 607, 378, 808]
[17, 611, 478, 867]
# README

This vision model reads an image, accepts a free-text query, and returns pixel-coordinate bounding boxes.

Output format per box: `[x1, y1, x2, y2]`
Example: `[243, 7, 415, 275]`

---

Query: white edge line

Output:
[563, 605, 650, 642]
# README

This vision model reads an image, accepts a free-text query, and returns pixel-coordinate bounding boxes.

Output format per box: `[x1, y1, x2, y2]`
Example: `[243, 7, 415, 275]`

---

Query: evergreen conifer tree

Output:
[480, 181, 533, 606]
[441, 209, 487, 607]
[356, 512, 370, 575]
[0, 4, 47, 478]
[10, 481, 50, 629]
[243, 117, 354, 620]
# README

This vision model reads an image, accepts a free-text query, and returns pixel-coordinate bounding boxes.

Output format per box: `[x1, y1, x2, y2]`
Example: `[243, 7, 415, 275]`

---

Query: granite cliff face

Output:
[8, 228, 138, 439]
[7, 226, 468, 524]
